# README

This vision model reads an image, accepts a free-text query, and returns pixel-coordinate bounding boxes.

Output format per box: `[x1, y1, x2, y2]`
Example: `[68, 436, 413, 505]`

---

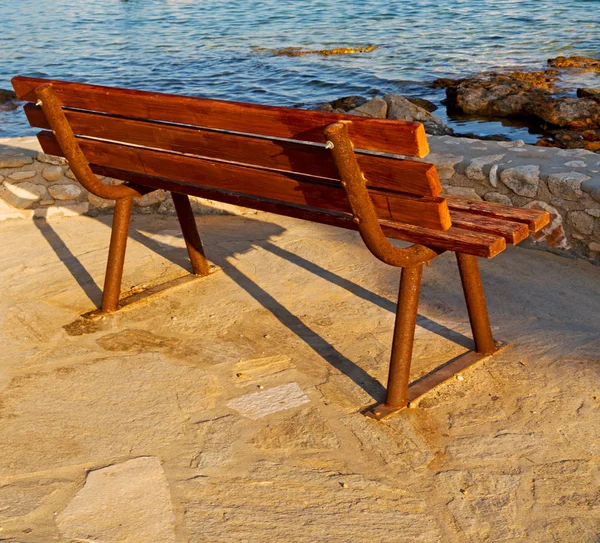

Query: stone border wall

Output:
[424, 136, 600, 261]
[1, 136, 599, 262]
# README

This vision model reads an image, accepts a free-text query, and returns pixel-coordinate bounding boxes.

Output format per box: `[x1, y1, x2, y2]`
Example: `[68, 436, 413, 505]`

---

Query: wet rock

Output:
[330, 96, 367, 112]
[528, 96, 600, 129]
[406, 97, 438, 112]
[500, 165, 540, 197]
[259, 45, 375, 57]
[383, 94, 453, 135]
[547, 171, 589, 200]
[56, 457, 176, 543]
[348, 97, 387, 118]
[577, 88, 600, 102]
[548, 56, 600, 71]
[0, 88, 17, 103]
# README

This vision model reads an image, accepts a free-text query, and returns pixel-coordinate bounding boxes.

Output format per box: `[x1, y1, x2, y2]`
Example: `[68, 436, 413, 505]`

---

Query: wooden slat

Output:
[450, 210, 529, 244]
[84, 164, 505, 258]
[37, 131, 451, 231]
[13, 76, 429, 157]
[24, 104, 441, 197]
[446, 196, 550, 232]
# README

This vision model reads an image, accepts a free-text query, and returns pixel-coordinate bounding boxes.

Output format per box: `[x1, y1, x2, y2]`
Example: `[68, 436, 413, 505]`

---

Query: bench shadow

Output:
[32, 209, 474, 404]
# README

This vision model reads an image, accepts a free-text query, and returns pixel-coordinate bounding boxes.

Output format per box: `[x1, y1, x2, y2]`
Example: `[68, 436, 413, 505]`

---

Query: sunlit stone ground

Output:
[0, 210, 598, 542]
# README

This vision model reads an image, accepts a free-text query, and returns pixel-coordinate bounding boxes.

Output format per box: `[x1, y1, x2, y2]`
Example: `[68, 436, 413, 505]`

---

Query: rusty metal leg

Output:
[456, 252, 497, 355]
[101, 197, 133, 313]
[171, 192, 210, 276]
[385, 264, 424, 409]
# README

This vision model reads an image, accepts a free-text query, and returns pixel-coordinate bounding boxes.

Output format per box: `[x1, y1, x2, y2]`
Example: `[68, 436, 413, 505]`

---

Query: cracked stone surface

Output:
[0, 211, 598, 542]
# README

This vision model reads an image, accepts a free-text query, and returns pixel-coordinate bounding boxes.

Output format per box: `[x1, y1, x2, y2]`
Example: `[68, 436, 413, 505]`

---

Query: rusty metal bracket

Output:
[34, 83, 141, 201]
[323, 122, 438, 268]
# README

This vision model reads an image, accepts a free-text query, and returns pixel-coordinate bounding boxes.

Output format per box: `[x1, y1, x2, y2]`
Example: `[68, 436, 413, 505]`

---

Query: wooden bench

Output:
[12, 76, 550, 419]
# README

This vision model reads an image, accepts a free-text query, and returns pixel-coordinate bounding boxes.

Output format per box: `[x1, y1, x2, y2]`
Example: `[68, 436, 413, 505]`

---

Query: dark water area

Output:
[1, 0, 599, 140]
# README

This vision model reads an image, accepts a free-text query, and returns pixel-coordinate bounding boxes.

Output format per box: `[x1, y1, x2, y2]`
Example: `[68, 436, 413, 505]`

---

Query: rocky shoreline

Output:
[318, 55, 600, 150]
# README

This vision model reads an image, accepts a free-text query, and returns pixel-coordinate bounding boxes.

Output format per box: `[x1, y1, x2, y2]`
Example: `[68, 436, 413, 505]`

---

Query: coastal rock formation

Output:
[437, 57, 600, 149]
[255, 45, 375, 57]
[0, 88, 18, 111]
[317, 94, 452, 136]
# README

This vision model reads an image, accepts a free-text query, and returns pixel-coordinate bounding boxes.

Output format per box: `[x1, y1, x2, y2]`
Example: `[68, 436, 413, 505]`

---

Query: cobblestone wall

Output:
[424, 136, 600, 261]
[1, 136, 599, 262]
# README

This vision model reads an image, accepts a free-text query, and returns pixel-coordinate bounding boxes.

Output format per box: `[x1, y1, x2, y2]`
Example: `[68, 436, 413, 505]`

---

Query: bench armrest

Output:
[324, 122, 438, 268]
[34, 84, 141, 201]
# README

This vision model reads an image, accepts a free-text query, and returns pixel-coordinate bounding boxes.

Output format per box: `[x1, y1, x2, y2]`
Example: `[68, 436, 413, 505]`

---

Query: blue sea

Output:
[1, 0, 599, 140]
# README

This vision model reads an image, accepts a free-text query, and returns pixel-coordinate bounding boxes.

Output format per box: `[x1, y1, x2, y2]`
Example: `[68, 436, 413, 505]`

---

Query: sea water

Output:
[1, 0, 598, 140]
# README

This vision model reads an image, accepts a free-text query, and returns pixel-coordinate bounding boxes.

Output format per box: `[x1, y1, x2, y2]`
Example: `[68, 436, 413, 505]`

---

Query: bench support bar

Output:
[365, 341, 506, 420]
[457, 252, 497, 355]
[101, 197, 133, 313]
[385, 264, 423, 409]
[171, 192, 210, 276]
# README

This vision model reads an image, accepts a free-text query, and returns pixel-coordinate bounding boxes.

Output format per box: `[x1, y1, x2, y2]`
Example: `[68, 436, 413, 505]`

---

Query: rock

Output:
[464, 154, 505, 181]
[234, 354, 294, 386]
[586, 208, 600, 218]
[423, 153, 463, 180]
[430, 77, 465, 89]
[547, 171, 589, 200]
[0, 181, 46, 208]
[499, 165, 540, 197]
[227, 382, 310, 420]
[589, 241, 600, 252]
[348, 97, 387, 118]
[56, 457, 176, 543]
[0, 88, 17, 103]
[484, 192, 513, 205]
[564, 160, 587, 167]
[568, 210, 595, 234]
[34, 202, 90, 218]
[579, 178, 600, 202]
[489, 164, 499, 187]
[0, 200, 34, 220]
[577, 88, 600, 102]
[527, 96, 600, 129]
[525, 201, 569, 249]
[443, 186, 482, 200]
[42, 165, 64, 181]
[406, 97, 438, 112]
[253, 407, 340, 450]
[548, 56, 600, 70]
[89, 192, 116, 209]
[8, 170, 36, 181]
[36, 152, 67, 165]
[48, 184, 82, 200]
[330, 96, 367, 112]
[191, 415, 240, 468]
[134, 190, 166, 207]
[383, 94, 452, 135]
[584, 141, 600, 152]
[0, 154, 33, 168]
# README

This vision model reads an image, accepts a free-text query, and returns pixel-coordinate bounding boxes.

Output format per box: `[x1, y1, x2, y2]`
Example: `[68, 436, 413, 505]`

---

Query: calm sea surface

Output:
[1, 0, 599, 140]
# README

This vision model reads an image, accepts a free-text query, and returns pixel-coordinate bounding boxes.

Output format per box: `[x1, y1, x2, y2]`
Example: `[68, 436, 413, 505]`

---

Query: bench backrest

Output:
[13, 77, 451, 231]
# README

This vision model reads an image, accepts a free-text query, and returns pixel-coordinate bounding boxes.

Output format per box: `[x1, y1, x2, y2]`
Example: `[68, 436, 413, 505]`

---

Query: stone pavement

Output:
[0, 211, 598, 542]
